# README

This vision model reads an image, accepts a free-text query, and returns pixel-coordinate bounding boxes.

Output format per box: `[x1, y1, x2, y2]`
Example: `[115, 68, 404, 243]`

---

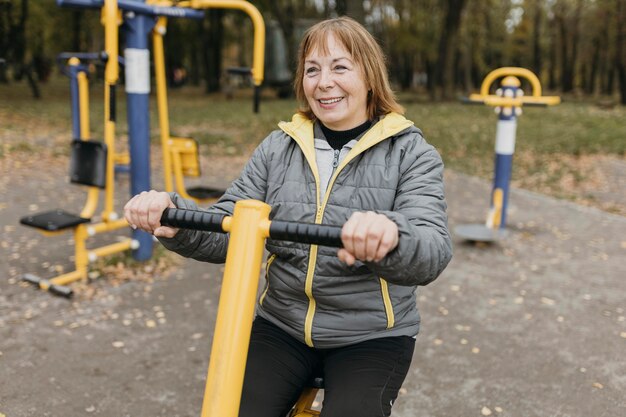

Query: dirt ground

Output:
[0, 151, 624, 417]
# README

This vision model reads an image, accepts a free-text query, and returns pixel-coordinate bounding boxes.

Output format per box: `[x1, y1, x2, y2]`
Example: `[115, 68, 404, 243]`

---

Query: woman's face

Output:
[302, 33, 369, 131]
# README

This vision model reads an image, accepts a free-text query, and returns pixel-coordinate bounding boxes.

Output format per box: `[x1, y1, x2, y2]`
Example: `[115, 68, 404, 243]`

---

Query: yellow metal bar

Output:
[171, 151, 199, 202]
[291, 388, 320, 416]
[89, 239, 134, 259]
[68, 56, 102, 220]
[189, 0, 265, 86]
[79, 189, 100, 219]
[43, 270, 86, 288]
[480, 67, 543, 97]
[201, 200, 271, 417]
[77, 70, 91, 140]
[153, 17, 174, 192]
[221, 216, 232, 232]
[73, 224, 89, 276]
[88, 218, 128, 234]
[467, 94, 561, 108]
[486, 188, 504, 229]
[102, 0, 119, 221]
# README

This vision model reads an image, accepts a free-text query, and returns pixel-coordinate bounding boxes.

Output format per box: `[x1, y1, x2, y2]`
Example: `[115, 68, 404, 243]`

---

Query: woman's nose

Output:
[318, 68, 334, 90]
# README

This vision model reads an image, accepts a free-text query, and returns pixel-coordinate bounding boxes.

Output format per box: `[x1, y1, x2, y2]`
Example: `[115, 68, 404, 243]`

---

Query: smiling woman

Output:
[124, 16, 452, 417]
[300, 34, 369, 130]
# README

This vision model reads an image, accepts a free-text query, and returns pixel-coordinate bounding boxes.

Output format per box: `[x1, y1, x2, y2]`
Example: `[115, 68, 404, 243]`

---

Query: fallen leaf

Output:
[481, 406, 492, 416]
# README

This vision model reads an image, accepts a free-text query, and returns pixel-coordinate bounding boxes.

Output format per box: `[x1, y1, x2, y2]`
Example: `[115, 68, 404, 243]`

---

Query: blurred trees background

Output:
[0, 0, 624, 104]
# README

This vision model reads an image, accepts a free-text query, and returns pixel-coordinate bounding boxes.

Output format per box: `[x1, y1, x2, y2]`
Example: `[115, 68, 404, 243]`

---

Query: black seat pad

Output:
[20, 210, 90, 231]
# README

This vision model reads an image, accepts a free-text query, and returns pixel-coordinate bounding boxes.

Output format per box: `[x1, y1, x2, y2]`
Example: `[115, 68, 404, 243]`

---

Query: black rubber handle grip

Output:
[160, 208, 226, 233]
[160, 208, 343, 248]
[269, 220, 343, 248]
[49, 284, 74, 298]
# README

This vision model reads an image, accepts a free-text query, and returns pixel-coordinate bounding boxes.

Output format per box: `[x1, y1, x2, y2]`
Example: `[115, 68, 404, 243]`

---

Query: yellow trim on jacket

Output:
[277, 112, 413, 347]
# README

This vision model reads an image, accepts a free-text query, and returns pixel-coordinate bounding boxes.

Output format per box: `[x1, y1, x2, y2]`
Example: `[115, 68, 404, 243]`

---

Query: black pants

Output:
[239, 316, 415, 417]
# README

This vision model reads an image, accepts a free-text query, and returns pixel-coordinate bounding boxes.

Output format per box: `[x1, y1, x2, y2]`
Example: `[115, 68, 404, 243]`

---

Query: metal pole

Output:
[124, 1, 156, 260]
[487, 76, 522, 229]
[201, 200, 271, 417]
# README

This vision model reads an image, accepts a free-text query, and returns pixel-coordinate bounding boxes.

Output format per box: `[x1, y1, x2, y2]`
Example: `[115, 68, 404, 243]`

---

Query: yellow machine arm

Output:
[149, 0, 265, 86]
[467, 67, 561, 108]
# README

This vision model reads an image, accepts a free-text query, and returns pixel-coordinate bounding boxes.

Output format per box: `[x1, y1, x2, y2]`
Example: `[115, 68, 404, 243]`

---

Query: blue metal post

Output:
[489, 78, 522, 229]
[68, 63, 81, 139]
[124, 3, 156, 260]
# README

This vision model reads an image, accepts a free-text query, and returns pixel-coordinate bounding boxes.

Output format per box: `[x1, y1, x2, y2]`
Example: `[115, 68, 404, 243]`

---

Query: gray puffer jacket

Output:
[160, 112, 452, 348]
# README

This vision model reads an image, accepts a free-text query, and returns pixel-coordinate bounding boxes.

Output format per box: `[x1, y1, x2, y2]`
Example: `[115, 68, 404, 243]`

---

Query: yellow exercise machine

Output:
[160, 200, 344, 416]
[456, 67, 560, 242]
[20, 0, 135, 297]
[151, 0, 265, 204]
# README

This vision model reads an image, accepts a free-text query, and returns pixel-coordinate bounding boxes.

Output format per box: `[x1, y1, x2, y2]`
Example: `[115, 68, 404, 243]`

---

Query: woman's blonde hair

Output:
[294, 17, 403, 121]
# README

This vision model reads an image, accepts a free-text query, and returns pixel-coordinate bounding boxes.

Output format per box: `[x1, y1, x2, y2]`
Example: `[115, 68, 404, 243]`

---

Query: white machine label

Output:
[124, 48, 150, 94]
[495, 119, 517, 155]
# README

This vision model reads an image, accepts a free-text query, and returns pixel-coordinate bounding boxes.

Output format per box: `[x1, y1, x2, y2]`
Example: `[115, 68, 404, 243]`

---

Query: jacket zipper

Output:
[281, 115, 412, 347]
[259, 254, 277, 306]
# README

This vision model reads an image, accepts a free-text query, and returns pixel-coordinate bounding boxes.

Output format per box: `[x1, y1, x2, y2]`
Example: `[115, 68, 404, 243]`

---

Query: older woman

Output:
[124, 17, 452, 417]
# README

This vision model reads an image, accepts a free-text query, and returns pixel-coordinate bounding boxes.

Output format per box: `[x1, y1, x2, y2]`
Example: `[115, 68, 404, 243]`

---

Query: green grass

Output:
[1, 78, 624, 209]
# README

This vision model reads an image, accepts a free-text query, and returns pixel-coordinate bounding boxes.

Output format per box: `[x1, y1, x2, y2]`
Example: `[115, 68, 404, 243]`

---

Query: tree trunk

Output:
[548, 16, 558, 90]
[269, 1, 296, 75]
[203, 9, 224, 93]
[559, 0, 582, 93]
[434, 0, 467, 100]
[532, 3, 542, 80]
[0, 0, 10, 83]
[72, 10, 82, 51]
[617, 0, 626, 104]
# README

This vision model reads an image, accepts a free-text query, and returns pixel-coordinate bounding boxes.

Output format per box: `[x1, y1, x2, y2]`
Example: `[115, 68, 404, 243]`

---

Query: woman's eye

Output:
[334, 65, 348, 72]
[305, 67, 319, 76]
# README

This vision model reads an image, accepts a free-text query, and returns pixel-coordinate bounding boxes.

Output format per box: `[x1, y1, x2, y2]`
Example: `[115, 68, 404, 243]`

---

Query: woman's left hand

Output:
[338, 211, 399, 266]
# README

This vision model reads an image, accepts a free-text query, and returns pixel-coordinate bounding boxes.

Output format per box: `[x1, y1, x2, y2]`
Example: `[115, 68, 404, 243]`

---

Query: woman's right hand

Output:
[124, 190, 179, 238]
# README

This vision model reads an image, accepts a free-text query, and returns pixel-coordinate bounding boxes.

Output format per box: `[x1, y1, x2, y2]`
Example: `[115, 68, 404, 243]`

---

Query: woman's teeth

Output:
[319, 97, 343, 104]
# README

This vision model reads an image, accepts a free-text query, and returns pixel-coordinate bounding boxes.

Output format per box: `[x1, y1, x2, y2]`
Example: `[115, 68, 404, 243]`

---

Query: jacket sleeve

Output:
[157, 134, 271, 263]
[366, 139, 453, 286]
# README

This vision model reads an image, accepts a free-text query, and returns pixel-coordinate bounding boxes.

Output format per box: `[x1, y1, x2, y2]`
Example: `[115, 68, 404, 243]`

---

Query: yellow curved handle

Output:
[467, 67, 560, 107]
[189, 0, 265, 86]
[480, 67, 542, 97]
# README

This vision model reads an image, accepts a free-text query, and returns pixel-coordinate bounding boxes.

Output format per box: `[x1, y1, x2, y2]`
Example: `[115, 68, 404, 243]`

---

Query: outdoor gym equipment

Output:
[160, 200, 343, 416]
[20, 1, 135, 297]
[58, 0, 265, 255]
[455, 67, 560, 242]
[151, 1, 265, 203]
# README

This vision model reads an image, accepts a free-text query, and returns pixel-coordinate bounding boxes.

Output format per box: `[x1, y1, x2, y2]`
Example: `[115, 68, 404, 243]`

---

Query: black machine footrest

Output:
[20, 210, 90, 232]
[186, 187, 224, 201]
[22, 274, 74, 298]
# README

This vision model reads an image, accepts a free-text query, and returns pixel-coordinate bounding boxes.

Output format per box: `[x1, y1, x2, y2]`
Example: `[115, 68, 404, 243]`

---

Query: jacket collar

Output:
[278, 112, 414, 172]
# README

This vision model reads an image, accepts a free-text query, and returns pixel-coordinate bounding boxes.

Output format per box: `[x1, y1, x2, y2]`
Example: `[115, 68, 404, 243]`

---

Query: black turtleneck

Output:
[320, 119, 372, 150]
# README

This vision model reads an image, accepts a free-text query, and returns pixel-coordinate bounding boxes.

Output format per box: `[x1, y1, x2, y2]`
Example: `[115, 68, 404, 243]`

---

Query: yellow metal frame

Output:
[194, 200, 320, 417]
[468, 67, 561, 107]
[151, 1, 265, 203]
[26, 0, 136, 295]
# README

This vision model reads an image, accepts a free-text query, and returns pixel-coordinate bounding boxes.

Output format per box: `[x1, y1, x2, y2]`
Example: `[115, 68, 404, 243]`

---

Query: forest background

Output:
[1, 0, 625, 103]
